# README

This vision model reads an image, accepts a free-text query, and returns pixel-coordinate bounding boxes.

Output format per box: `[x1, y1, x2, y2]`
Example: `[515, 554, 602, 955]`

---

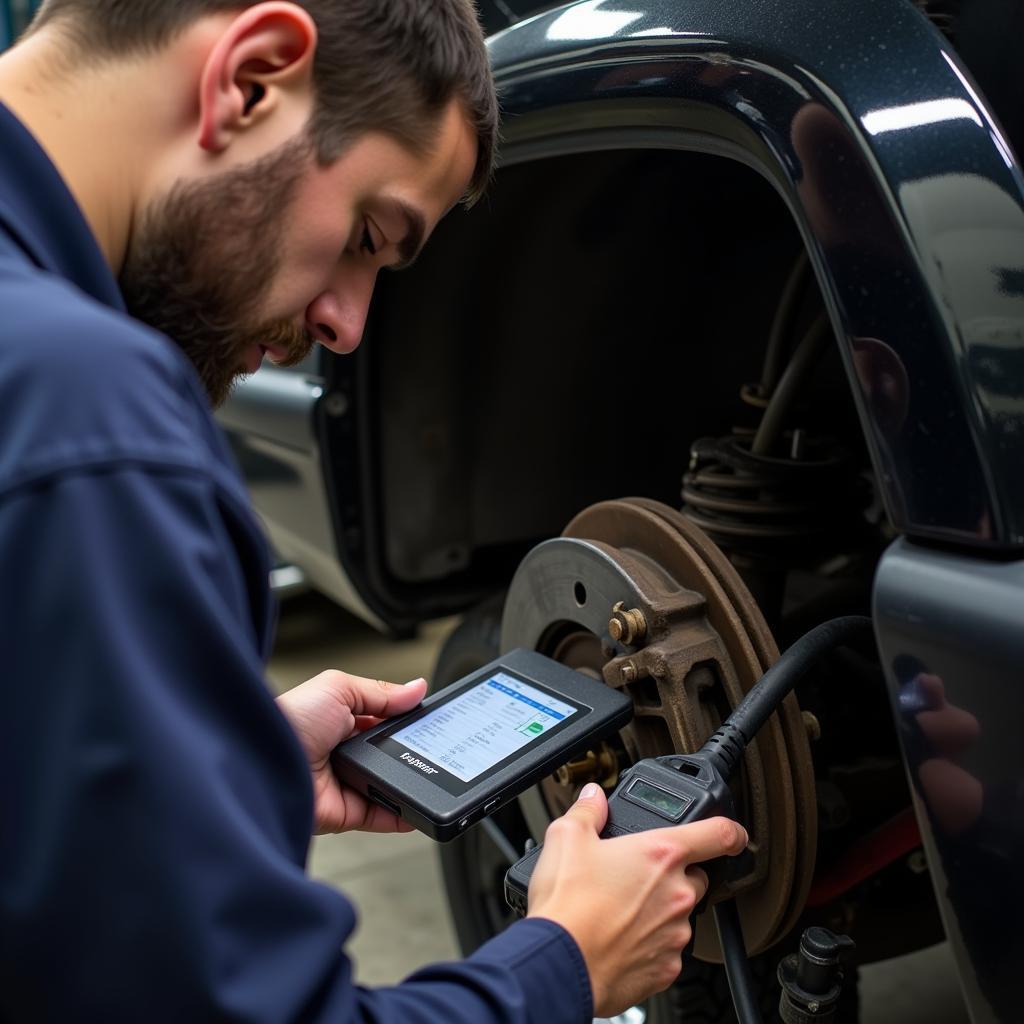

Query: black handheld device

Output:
[331, 648, 633, 842]
[504, 752, 735, 914]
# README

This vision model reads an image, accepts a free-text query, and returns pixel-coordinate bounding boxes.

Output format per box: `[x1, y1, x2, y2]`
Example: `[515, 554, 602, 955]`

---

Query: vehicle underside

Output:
[316, 146, 949, 1019]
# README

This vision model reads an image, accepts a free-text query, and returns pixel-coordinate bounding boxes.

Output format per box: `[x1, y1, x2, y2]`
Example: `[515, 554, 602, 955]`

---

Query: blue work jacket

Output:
[0, 102, 592, 1024]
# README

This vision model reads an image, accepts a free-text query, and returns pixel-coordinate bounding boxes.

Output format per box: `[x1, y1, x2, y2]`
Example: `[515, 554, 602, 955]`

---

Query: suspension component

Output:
[682, 432, 863, 561]
[681, 430, 868, 623]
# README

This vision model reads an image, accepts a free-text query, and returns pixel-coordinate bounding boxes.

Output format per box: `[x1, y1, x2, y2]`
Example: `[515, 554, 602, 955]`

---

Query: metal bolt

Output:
[620, 661, 638, 683]
[807, 1001, 820, 1014]
[555, 744, 620, 789]
[802, 710, 822, 742]
[608, 602, 648, 645]
[907, 849, 929, 875]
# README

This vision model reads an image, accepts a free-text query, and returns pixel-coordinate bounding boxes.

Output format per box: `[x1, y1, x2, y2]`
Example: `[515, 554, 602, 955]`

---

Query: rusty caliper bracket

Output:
[501, 498, 817, 960]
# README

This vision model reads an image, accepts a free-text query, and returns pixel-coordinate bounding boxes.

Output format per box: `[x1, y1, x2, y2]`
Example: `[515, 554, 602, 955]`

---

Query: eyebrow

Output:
[389, 200, 427, 271]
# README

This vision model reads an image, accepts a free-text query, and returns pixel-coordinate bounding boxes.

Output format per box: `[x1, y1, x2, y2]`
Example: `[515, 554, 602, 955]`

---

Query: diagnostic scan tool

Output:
[331, 648, 633, 841]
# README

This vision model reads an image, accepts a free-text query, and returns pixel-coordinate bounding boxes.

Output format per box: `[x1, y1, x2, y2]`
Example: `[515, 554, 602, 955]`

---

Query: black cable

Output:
[699, 615, 873, 782]
[714, 899, 764, 1024]
[761, 251, 810, 397]
[751, 313, 832, 457]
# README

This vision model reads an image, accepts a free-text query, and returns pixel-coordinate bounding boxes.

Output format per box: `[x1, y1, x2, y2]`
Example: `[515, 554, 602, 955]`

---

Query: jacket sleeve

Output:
[0, 464, 592, 1024]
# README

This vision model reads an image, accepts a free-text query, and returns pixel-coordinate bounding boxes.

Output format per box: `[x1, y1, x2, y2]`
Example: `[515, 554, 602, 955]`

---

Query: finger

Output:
[335, 674, 427, 720]
[358, 801, 416, 834]
[561, 782, 609, 835]
[336, 786, 415, 834]
[353, 715, 382, 733]
[668, 817, 748, 862]
[686, 865, 710, 903]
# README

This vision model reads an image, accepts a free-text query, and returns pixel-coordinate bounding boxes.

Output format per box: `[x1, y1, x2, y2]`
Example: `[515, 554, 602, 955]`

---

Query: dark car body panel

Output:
[487, 0, 1024, 550]
[218, 359, 389, 629]
[874, 540, 1024, 1023]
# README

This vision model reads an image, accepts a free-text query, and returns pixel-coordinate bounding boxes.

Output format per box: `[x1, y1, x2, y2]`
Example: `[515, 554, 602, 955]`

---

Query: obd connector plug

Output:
[505, 751, 735, 915]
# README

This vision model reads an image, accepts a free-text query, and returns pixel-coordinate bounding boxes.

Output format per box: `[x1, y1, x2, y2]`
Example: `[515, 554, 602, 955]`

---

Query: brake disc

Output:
[500, 498, 816, 959]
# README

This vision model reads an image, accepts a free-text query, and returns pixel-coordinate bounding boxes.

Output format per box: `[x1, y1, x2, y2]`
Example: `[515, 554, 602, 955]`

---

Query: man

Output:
[0, 2, 747, 1021]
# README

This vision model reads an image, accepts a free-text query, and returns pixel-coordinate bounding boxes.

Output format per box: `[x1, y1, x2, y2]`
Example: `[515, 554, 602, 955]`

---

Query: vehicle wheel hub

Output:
[501, 498, 816, 958]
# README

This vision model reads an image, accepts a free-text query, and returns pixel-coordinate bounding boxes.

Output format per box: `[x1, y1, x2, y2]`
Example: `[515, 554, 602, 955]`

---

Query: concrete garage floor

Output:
[268, 593, 971, 1023]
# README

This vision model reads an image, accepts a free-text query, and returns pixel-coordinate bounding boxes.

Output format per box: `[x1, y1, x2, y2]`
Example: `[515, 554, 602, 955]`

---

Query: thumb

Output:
[386, 677, 428, 716]
[564, 782, 609, 835]
[334, 673, 427, 719]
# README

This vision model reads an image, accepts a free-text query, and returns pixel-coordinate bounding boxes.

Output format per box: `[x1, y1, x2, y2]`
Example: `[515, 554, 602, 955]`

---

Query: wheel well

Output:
[360, 146, 869, 598]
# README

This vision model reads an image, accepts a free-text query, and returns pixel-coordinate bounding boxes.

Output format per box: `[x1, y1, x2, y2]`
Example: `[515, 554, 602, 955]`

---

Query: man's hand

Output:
[277, 671, 428, 835]
[527, 783, 748, 1017]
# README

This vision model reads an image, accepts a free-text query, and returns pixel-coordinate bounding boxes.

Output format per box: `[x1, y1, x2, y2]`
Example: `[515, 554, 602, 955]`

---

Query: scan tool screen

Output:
[385, 672, 579, 782]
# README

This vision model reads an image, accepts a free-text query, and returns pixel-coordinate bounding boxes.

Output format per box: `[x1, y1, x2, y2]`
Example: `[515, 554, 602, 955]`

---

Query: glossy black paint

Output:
[488, 0, 1024, 550]
[874, 539, 1024, 1024]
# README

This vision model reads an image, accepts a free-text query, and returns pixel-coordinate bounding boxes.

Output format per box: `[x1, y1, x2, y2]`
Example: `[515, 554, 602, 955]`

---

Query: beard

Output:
[119, 137, 317, 407]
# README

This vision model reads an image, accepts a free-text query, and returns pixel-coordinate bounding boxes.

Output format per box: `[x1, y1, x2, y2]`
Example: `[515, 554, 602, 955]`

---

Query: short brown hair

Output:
[31, 0, 497, 202]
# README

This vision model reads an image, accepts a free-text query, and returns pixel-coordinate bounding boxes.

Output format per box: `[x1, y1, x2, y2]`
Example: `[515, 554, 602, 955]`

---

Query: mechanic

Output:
[0, 2, 748, 1021]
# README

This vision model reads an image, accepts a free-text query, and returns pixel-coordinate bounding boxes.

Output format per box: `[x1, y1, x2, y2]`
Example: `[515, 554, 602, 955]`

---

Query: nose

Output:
[305, 268, 378, 355]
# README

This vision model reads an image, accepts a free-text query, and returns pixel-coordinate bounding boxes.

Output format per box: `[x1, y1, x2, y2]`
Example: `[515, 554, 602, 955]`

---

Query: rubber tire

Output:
[432, 595, 858, 1023]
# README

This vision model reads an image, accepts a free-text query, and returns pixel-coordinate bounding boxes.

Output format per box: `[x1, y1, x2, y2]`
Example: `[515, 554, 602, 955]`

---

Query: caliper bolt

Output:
[608, 602, 648, 645]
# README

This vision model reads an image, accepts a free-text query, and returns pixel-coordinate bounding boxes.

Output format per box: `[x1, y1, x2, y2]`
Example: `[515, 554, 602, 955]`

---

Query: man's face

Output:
[120, 102, 477, 406]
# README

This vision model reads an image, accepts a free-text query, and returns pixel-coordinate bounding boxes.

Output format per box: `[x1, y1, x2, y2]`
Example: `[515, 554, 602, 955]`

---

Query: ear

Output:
[197, 2, 317, 154]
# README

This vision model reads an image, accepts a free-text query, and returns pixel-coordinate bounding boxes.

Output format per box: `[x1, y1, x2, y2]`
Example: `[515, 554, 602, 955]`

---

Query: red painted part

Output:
[806, 808, 923, 908]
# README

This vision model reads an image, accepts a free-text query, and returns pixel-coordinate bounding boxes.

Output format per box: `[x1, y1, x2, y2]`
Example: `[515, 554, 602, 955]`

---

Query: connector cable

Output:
[715, 899, 764, 1024]
[699, 616, 873, 781]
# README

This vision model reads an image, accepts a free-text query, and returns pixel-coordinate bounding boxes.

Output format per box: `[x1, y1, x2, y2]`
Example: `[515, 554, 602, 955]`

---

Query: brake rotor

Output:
[501, 498, 817, 959]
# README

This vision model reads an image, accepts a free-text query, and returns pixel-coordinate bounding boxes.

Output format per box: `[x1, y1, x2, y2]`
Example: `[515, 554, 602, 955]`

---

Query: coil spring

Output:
[681, 429, 867, 563]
